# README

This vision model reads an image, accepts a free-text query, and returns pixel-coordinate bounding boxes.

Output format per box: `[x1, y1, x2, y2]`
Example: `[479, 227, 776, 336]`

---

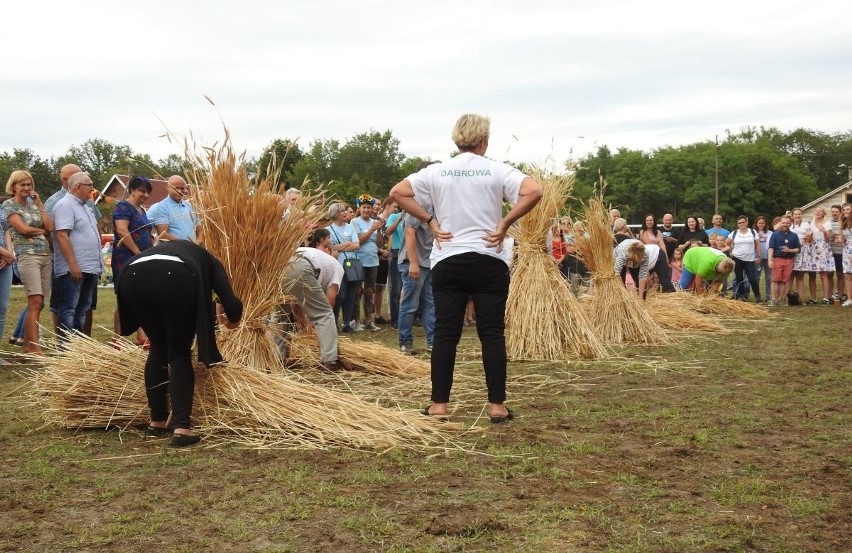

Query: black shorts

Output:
[376, 258, 389, 286]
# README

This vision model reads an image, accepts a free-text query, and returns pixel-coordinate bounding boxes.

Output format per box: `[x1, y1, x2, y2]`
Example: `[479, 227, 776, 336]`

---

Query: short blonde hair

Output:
[5, 170, 34, 195]
[627, 241, 646, 262]
[716, 258, 735, 274]
[613, 218, 628, 231]
[451, 114, 490, 150]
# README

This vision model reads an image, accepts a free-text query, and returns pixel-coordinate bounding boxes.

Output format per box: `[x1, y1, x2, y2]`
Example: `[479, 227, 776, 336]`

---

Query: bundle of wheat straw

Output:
[28, 335, 149, 429]
[286, 331, 431, 377]
[27, 333, 472, 451]
[651, 291, 770, 318]
[574, 197, 667, 345]
[644, 292, 725, 332]
[180, 127, 322, 371]
[505, 171, 608, 360]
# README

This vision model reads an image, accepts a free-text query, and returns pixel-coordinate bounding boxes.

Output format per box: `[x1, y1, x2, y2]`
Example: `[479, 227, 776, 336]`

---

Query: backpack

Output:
[787, 290, 802, 306]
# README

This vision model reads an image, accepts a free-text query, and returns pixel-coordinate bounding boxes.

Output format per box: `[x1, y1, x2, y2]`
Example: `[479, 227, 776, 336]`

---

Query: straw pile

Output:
[286, 331, 431, 378]
[644, 292, 726, 332]
[505, 171, 608, 360]
[182, 128, 322, 371]
[573, 197, 667, 345]
[27, 332, 470, 451]
[650, 291, 771, 318]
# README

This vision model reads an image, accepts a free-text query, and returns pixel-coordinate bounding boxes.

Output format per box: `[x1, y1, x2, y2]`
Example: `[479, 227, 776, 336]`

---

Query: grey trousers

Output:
[281, 258, 338, 363]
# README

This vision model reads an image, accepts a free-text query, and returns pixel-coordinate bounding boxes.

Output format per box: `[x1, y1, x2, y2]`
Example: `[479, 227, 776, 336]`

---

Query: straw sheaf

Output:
[181, 129, 323, 370]
[574, 196, 667, 345]
[26, 332, 473, 451]
[505, 170, 608, 360]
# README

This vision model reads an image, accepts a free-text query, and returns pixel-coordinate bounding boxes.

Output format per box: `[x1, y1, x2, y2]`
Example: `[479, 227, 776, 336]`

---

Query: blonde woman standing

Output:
[2, 171, 53, 354]
[803, 206, 836, 304]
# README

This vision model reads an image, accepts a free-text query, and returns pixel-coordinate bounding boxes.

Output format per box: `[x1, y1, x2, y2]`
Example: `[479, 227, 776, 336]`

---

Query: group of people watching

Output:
[546, 206, 852, 306]
[0, 168, 200, 355]
[6, 114, 848, 445]
[1, 167, 212, 446]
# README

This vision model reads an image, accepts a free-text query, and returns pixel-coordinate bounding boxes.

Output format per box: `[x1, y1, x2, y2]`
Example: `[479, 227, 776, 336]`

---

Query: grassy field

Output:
[0, 287, 849, 552]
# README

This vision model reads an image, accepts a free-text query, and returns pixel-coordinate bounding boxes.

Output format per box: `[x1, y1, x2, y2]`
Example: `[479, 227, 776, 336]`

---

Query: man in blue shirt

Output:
[46, 163, 103, 336]
[52, 172, 104, 341]
[767, 215, 801, 306]
[147, 175, 201, 243]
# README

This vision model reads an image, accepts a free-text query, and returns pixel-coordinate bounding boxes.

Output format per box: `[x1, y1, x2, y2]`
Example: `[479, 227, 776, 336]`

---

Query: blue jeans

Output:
[12, 307, 27, 341]
[0, 266, 12, 343]
[54, 272, 98, 341]
[398, 261, 435, 346]
[388, 249, 402, 324]
[333, 277, 359, 328]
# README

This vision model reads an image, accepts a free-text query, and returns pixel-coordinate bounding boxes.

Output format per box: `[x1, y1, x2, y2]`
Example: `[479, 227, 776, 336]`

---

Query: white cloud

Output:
[1, 0, 851, 171]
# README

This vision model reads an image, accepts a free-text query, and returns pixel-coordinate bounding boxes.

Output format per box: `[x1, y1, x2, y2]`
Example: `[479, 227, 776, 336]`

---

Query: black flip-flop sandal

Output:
[419, 406, 449, 420]
[489, 408, 514, 424]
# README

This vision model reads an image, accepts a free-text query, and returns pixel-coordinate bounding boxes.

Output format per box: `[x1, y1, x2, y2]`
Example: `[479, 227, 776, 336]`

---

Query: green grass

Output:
[0, 287, 850, 552]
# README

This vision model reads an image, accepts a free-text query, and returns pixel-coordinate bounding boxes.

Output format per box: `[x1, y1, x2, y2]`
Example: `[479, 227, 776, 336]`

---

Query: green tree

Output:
[759, 127, 852, 192]
[0, 149, 58, 195]
[256, 139, 303, 190]
[154, 154, 188, 180]
[58, 138, 133, 189]
[287, 130, 407, 202]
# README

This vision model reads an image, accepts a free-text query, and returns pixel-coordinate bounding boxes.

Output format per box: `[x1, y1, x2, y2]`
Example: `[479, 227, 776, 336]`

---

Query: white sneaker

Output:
[842, 299, 852, 307]
[365, 322, 381, 332]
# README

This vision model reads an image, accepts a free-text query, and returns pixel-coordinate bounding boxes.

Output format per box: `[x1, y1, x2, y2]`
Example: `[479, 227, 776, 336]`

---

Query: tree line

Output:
[2, 127, 850, 224]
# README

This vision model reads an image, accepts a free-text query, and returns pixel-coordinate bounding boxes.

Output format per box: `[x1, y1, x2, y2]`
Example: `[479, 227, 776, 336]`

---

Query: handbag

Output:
[342, 255, 364, 282]
[330, 225, 364, 282]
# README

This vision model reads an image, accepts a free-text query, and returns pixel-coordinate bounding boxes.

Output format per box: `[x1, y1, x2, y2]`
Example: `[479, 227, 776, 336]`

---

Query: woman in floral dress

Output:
[801, 206, 836, 304]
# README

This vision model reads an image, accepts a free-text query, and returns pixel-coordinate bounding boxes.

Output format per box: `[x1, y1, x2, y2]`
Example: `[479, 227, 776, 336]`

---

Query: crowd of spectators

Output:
[547, 207, 852, 306]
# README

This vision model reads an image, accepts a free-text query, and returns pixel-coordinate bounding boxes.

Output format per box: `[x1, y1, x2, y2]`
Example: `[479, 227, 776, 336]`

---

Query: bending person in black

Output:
[117, 241, 243, 447]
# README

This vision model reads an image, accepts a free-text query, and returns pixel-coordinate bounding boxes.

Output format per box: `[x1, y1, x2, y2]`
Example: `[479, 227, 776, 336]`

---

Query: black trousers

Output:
[652, 254, 676, 293]
[118, 260, 199, 429]
[430, 253, 510, 404]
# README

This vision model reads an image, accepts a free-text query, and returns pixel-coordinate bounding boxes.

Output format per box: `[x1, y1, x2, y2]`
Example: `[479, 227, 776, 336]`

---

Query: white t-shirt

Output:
[295, 247, 343, 292]
[645, 244, 661, 268]
[809, 219, 830, 244]
[790, 222, 808, 243]
[730, 228, 758, 261]
[407, 152, 525, 267]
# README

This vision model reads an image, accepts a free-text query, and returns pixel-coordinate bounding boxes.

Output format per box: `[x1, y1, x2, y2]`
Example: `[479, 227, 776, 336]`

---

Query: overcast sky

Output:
[3, 0, 851, 171]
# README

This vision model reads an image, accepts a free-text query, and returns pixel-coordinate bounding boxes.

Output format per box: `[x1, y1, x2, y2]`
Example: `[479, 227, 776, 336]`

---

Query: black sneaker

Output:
[400, 343, 418, 355]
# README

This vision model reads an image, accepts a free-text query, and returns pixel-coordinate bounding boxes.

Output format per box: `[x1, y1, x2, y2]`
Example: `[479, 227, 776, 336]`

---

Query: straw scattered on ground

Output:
[286, 331, 431, 378]
[26, 332, 475, 451]
[644, 292, 727, 332]
[650, 291, 773, 318]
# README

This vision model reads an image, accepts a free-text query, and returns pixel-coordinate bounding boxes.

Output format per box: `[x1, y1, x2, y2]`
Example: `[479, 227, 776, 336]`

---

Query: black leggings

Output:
[430, 253, 510, 404]
[118, 260, 199, 429]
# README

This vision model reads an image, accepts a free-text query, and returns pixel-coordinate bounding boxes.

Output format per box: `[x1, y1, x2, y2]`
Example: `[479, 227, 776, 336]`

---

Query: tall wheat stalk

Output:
[574, 195, 667, 345]
[505, 170, 608, 360]
[181, 127, 321, 371]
